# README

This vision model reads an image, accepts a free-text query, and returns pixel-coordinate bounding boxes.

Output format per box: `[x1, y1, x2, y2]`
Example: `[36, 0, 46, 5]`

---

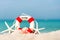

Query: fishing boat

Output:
[1, 13, 45, 34]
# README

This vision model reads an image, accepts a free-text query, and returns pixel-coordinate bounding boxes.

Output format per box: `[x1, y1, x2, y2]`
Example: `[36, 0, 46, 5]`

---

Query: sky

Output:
[0, 0, 60, 20]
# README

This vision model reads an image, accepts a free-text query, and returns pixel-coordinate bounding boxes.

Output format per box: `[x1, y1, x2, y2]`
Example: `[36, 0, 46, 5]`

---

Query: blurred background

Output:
[0, 0, 60, 20]
[0, 0, 60, 33]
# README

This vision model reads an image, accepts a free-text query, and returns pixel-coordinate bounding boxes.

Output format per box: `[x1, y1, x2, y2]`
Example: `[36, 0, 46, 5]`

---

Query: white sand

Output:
[0, 30, 60, 40]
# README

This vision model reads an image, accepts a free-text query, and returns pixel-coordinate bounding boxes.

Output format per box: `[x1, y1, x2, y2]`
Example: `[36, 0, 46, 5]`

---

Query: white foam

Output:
[0, 30, 60, 40]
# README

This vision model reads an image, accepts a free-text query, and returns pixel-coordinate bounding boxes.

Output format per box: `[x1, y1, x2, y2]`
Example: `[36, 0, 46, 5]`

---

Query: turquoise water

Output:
[0, 19, 60, 33]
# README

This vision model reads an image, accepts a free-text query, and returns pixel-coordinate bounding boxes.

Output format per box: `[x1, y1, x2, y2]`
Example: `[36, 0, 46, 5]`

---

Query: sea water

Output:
[0, 19, 60, 40]
[0, 19, 60, 33]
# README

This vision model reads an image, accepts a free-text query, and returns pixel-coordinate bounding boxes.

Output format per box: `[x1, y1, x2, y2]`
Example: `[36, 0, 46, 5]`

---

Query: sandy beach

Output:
[0, 30, 60, 40]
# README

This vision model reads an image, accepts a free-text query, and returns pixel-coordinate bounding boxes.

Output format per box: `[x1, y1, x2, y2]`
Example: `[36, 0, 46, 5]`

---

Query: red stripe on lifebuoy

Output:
[18, 28, 22, 30]
[28, 17, 34, 23]
[16, 17, 22, 23]
[27, 28, 33, 33]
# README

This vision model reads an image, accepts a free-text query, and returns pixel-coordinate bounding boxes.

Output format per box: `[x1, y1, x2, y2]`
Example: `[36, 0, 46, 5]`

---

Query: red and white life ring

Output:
[15, 16, 35, 33]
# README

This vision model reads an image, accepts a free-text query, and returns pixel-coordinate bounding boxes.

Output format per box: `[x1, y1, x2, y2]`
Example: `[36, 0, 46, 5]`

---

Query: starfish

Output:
[34, 21, 45, 34]
[1, 21, 15, 34]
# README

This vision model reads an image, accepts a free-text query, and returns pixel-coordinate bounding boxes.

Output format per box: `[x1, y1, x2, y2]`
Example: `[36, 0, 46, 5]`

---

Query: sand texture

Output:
[0, 30, 60, 40]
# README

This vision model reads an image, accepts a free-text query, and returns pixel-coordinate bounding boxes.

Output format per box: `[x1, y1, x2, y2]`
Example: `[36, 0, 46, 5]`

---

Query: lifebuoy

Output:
[15, 16, 35, 33]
